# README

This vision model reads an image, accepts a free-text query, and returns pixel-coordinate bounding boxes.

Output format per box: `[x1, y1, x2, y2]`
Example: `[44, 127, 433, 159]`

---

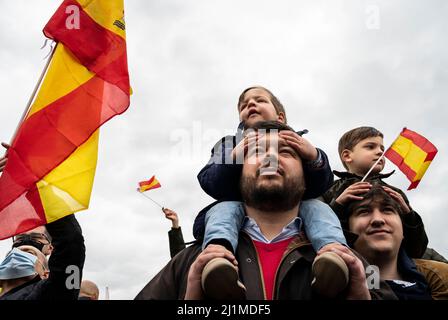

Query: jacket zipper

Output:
[248, 237, 268, 300]
[272, 239, 310, 299]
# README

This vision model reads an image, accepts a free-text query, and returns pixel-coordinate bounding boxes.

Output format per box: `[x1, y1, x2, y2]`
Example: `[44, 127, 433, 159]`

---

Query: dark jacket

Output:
[0, 215, 85, 300]
[321, 170, 428, 258]
[168, 227, 186, 258]
[135, 232, 396, 300]
[386, 248, 432, 300]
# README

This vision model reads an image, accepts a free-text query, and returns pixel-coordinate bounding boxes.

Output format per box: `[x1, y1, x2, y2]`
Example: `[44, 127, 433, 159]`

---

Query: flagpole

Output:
[137, 189, 164, 208]
[360, 135, 400, 182]
[10, 42, 57, 144]
[360, 150, 386, 182]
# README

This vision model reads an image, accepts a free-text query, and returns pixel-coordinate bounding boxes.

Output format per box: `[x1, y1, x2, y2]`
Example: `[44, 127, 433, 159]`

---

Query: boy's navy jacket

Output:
[193, 123, 334, 240]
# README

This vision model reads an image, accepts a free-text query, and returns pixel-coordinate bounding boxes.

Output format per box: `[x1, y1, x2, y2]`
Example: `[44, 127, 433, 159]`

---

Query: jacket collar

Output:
[240, 231, 313, 260]
[284, 232, 315, 263]
[333, 170, 395, 180]
[0, 274, 40, 298]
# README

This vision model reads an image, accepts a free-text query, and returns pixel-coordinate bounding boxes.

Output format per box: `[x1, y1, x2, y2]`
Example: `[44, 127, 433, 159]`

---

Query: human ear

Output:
[341, 149, 353, 165]
[46, 244, 54, 256]
[277, 112, 286, 123]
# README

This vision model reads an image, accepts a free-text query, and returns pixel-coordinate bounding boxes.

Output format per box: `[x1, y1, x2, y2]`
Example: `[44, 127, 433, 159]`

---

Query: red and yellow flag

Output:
[138, 176, 161, 193]
[385, 128, 438, 190]
[0, 0, 130, 239]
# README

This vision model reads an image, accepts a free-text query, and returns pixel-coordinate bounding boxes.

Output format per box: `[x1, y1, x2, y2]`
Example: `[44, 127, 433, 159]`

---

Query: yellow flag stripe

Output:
[77, 0, 126, 40]
[37, 130, 99, 222]
[413, 161, 432, 181]
[28, 45, 95, 118]
[390, 136, 428, 175]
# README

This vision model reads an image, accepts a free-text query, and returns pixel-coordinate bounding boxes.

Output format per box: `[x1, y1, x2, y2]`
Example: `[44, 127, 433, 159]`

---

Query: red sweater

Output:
[253, 238, 293, 300]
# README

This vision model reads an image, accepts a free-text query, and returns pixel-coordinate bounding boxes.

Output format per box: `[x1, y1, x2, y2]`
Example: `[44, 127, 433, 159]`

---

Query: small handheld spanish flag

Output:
[385, 128, 438, 190]
[138, 176, 161, 192]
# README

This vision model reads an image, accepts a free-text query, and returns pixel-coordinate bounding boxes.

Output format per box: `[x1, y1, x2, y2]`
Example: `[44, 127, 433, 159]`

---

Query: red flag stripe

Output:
[0, 75, 129, 209]
[43, 0, 129, 94]
[408, 180, 421, 190]
[400, 128, 438, 155]
[384, 148, 417, 182]
[0, 186, 46, 240]
[139, 176, 156, 187]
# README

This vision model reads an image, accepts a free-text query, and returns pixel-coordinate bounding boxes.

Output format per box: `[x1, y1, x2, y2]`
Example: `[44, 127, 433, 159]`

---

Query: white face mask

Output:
[0, 248, 38, 280]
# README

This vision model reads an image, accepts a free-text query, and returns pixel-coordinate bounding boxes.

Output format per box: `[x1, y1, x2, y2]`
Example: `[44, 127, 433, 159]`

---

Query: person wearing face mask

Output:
[0, 214, 85, 300]
[0, 245, 50, 296]
[0, 248, 40, 296]
[12, 227, 54, 257]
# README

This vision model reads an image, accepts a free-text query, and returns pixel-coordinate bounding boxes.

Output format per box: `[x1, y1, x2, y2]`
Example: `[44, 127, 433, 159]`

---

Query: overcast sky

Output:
[0, 0, 447, 299]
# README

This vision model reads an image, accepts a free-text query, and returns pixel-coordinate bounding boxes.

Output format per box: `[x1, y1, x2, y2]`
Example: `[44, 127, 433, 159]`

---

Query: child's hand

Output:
[279, 131, 318, 161]
[382, 186, 411, 214]
[0, 142, 10, 173]
[335, 182, 372, 206]
[231, 131, 258, 162]
[162, 207, 180, 228]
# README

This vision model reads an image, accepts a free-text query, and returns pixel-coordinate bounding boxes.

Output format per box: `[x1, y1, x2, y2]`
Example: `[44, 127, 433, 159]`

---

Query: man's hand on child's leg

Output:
[330, 247, 371, 300]
[317, 242, 348, 255]
[185, 244, 237, 300]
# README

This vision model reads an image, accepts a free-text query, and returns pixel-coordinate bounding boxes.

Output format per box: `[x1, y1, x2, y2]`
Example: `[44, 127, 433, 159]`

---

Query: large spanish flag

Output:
[0, 0, 130, 239]
[385, 128, 438, 190]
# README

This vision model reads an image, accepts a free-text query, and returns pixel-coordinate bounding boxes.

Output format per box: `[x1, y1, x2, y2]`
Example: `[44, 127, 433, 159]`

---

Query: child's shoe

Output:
[311, 251, 349, 298]
[201, 257, 246, 300]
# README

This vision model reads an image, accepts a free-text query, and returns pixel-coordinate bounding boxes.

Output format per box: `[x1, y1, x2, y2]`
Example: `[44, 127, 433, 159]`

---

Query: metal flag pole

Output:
[137, 189, 164, 209]
[10, 41, 57, 144]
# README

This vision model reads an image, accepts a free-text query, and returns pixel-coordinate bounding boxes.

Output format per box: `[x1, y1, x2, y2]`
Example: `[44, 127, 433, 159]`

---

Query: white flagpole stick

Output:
[137, 189, 164, 208]
[361, 150, 386, 182]
[10, 41, 57, 144]
[360, 135, 399, 182]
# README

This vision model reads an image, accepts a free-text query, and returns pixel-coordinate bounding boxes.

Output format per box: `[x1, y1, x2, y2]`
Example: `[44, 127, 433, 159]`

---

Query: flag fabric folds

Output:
[0, 0, 130, 240]
[138, 176, 161, 193]
[385, 128, 438, 190]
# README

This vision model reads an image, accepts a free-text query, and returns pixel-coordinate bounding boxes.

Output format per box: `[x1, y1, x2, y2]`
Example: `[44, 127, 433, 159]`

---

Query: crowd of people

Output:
[1, 86, 447, 300]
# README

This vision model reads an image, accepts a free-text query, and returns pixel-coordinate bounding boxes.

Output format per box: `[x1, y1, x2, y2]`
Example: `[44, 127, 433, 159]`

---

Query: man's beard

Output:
[240, 171, 306, 212]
